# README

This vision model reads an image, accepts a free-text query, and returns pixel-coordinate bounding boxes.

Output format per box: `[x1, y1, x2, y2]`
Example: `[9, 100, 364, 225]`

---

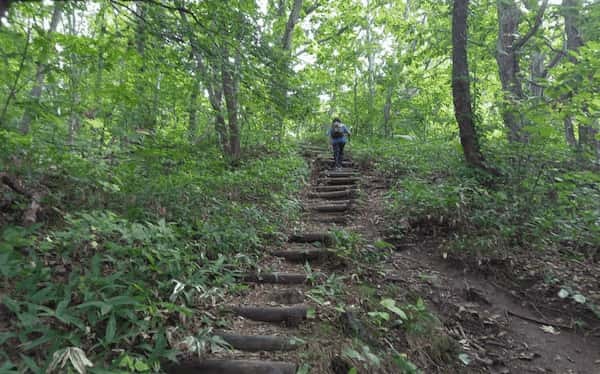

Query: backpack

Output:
[331, 122, 344, 138]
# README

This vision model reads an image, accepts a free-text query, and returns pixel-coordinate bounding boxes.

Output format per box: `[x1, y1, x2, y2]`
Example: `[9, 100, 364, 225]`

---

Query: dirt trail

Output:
[387, 243, 600, 373]
[168, 145, 374, 373]
[167, 146, 600, 373]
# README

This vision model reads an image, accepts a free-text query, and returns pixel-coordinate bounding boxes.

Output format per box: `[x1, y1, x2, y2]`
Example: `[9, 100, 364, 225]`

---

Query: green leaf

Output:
[458, 353, 471, 365]
[105, 314, 116, 344]
[380, 298, 407, 320]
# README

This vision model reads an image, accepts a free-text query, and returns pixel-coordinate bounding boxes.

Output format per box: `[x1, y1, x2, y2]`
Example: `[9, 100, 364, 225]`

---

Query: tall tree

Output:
[495, 0, 548, 142]
[562, 0, 597, 154]
[19, 1, 64, 134]
[452, 0, 487, 169]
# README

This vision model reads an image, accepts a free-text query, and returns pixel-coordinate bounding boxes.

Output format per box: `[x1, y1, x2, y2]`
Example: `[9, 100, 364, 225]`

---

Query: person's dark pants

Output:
[332, 142, 346, 168]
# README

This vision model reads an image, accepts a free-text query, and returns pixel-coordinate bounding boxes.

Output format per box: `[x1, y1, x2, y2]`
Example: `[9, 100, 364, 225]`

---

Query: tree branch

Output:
[294, 25, 351, 57]
[512, 0, 549, 51]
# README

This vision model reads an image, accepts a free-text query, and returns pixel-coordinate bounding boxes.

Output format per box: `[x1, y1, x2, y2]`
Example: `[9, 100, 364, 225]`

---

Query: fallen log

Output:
[311, 203, 349, 213]
[166, 360, 297, 374]
[241, 272, 308, 284]
[310, 215, 347, 224]
[271, 248, 334, 263]
[318, 177, 360, 185]
[289, 232, 335, 244]
[317, 160, 353, 167]
[321, 171, 359, 178]
[232, 305, 308, 324]
[308, 190, 354, 199]
[0, 172, 45, 226]
[315, 185, 357, 192]
[214, 332, 303, 351]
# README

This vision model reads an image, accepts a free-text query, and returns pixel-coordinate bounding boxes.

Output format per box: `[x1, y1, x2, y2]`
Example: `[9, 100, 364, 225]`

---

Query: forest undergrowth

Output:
[352, 137, 600, 329]
[0, 135, 308, 373]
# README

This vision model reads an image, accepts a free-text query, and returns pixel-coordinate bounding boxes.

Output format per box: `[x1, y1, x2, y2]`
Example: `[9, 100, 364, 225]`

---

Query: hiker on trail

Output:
[327, 117, 351, 169]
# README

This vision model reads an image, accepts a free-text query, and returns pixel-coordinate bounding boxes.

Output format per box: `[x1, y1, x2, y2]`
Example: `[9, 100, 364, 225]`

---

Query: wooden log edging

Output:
[241, 272, 308, 284]
[166, 359, 297, 374]
[289, 232, 335, 244]
[214, 332, 303, 352]
[271, 248, 334, 263]
[232, 305, 309, 324]
[311, 204, 349, 213]
[318, 177, 360, 185]
[315, 185, 358, 192]
[308, 190, 354, 199]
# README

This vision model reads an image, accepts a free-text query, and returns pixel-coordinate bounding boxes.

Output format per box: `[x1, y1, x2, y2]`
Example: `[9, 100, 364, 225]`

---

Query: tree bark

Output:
[495, 0, 524, 142]
[452, 0, 488, 170]
[221, 46, 241, 161]
[19, 1, 64, 134]
[281, 0, 303, 51]
[562, 0, 597, 153]
[495, 0, 548, 142]
[0, 25, 31, 126]
[178, 8, 229, 153]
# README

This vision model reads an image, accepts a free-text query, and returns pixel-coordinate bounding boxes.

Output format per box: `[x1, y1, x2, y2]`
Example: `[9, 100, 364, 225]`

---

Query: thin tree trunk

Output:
[179, 8, 229, 153]
[452, 0, 487, 169]
[19, 1, 64, 134]
[562, 0, 596, 153]
[221, 46, 240, 160]
[383, 85, 392, 137]
[495, 0, 548, 142]
[366, 0, 375, 136]
[281, 0, 303, 51]
[495, 0, 524, 142]
[188, 73, 200, 140]
[0, 25, 31, 126]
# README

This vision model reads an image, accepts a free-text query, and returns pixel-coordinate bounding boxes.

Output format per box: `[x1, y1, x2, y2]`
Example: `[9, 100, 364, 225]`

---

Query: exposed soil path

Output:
[387, 242, 600, 373]
[168, 145, 377, 373]
[168, 146, 600, 373]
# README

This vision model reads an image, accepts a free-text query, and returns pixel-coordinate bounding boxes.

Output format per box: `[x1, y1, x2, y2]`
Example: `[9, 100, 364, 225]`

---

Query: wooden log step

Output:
[314, 185, 358, 192]
[312, 203, 349, 213]
[232, 305, 308, 324]
[241, 272, 308, 284]
[214, 332, 303, 352]
[317, 160, 353, 167]
[271, 248, 334, 263]
[289, 232, 335, 244]
[308, 190, 354, 199]
[321, 171, 359, 178]
[166, 359, 296, 374]
[310, 215, 347, 224]
[318, 177, 360, 185]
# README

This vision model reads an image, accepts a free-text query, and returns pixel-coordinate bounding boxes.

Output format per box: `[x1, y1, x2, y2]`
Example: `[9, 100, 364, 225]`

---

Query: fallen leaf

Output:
[540, 325, 560, 335]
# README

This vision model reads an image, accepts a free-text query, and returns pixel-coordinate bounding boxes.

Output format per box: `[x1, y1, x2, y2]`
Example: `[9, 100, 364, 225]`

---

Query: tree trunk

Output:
[452, 0, 487, 169]
[19, 1, 64, 134]
[366, 0, 375, 136]
[179, 8, 229, 153]
[281, 0, 303, 51]
[383, 85, 392, 137]
[495, 0, 525, 142]
[495, 0, 548, 142]
[188, 73, 200, 140]
[529, 52, 545, 97]
[0, 25, 31, 126]
[563, 0, 597, 153]
[221, 46, 240, 160]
